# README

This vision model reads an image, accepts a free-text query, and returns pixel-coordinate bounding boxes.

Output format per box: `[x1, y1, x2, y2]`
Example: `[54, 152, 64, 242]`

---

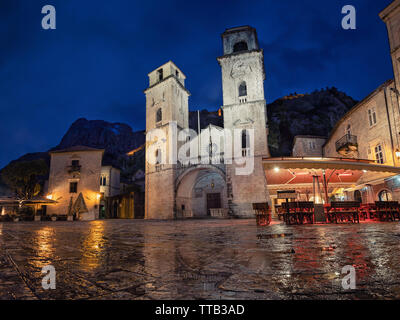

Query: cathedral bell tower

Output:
[144, 61, 190, 219]
[217, 26, 271, 217]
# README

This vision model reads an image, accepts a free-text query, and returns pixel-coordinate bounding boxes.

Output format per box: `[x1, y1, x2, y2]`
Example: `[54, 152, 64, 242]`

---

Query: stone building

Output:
[281, 0, 400, 204]
[104, 187, 145, 219]
[322, 80, 400, 202]
[100, 166, 120, 197]
[321, 1, 400, 202]
[47, 146, 104, 220]
[380, 0, 400, 90]
[98, 165, 121, 218]
[292, 136, 327, 157]
[145, 26, 270, 219]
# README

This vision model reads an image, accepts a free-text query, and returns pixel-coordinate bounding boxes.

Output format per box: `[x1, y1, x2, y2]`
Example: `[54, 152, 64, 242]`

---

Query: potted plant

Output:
[51, 214, 57, 222]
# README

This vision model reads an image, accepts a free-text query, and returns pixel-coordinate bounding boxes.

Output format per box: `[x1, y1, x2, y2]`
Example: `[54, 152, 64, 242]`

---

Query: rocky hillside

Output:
[0, 87, 357, 191]
[188, 110, 223, 131]
[56, 118, 145, 155]
[267, 87, 357, 156]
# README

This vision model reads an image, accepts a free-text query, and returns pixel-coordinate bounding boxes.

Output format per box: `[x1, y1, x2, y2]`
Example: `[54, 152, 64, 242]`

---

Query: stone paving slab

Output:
[1, 219, 400, 300]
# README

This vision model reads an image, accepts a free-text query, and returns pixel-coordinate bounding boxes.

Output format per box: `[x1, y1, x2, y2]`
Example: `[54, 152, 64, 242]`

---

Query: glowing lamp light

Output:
[396, 149, 400, 159]
[338, 173, 353, 177]
[362, 170, 367, 173]
[46, 194, 53, 200]
[96, 193, 101, 200]
[296, 172, 310, 176]
[274, 167, 280, 173]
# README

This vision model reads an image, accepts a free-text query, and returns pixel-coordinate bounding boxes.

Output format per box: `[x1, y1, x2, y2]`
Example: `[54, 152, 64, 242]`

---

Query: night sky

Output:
[0, 0, 394, 168]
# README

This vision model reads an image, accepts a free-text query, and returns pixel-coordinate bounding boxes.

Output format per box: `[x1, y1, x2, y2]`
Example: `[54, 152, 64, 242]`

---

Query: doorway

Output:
[206, 193, 221, 216]
[354, 190, 362, 203]
[378, 190, 392, 201]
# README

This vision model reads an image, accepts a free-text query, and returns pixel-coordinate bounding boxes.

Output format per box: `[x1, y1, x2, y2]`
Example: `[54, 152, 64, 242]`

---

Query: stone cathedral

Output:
[144, 26, 271, 219]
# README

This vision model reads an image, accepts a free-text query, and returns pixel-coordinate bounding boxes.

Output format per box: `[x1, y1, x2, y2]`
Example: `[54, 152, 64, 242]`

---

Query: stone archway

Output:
[175, 166, 227, 218]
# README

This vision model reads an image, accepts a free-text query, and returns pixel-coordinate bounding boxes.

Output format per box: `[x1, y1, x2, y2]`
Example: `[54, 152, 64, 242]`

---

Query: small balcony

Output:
[239, 96, 247, 104]
[67, 165, 81, 174]
[336, 134, 358, 155]
[242, 148, 251, 157]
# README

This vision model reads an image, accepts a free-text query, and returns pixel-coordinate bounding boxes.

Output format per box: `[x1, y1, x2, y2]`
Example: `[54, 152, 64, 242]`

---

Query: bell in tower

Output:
[221, 25, 260, 55]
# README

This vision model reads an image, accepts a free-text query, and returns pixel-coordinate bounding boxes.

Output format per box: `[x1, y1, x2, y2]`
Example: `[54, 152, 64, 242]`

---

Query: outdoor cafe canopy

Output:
[262, 157, 400, 175]
[262, 157, 400, 201]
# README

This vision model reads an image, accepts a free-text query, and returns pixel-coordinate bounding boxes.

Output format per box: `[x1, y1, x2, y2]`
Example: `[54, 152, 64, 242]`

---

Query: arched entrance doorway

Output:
[175, 166, 227, 217]
[354, 190, 362, 203]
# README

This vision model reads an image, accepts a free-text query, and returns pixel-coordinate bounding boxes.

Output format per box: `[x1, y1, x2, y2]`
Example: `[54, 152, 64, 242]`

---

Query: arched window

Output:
[354, 190, 362, 203]
[233, 41, 248, 53]
[156, 108, 162, 123]
[239, 82, 247, 97]
[378, 190, 392, 201]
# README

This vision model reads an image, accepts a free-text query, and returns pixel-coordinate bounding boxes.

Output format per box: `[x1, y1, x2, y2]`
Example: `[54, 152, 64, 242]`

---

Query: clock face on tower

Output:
[230, 60, 251, 78]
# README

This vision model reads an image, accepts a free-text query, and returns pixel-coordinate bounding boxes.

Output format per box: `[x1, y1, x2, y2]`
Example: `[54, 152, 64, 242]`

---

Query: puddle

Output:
[257, 233, 293, 240]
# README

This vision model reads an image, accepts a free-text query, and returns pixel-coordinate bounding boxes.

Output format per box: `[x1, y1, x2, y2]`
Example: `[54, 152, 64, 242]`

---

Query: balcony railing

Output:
[336, 134, 358, 154]
[239, 96, 247, 104]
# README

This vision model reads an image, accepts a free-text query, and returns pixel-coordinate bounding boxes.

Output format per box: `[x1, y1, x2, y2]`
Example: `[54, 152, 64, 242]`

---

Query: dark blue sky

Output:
[0, 0, 394, 168]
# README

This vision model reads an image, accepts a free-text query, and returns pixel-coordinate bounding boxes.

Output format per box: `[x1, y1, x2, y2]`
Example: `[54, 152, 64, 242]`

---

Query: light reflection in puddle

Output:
[80, 220, 107, 271]
[33, 227, 55, 268]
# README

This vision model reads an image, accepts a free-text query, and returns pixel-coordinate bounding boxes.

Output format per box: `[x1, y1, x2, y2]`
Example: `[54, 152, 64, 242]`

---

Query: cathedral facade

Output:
[144, 26, 271, 219]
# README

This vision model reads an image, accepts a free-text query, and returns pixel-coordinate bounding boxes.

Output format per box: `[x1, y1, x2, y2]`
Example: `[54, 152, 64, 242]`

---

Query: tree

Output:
[1, 159, 49, 200]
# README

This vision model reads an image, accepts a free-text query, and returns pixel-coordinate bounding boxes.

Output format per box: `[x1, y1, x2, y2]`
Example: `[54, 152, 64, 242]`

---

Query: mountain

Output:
[1, 87, 357, 187]
[0, 118, 146, 192]
[267, 87, 357, 156]
[54, 118, 145, 163]
[189, 109, 223, 131]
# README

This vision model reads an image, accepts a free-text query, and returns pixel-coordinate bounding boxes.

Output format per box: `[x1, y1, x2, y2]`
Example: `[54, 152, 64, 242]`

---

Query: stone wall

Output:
[100, 166, 120, 197]
[380, 0, 400, 88]
[292, 136, 326, 157]
[323, 82, 398, 167]
[323, 80, 400, 202]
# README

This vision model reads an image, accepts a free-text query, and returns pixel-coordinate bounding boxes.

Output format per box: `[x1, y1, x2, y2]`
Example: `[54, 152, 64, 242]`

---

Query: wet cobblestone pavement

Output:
[1, 219, 400, 300]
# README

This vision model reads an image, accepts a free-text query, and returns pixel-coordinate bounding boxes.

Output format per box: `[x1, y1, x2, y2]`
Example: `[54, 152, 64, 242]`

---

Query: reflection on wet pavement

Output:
[1, 219, 400, 300]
